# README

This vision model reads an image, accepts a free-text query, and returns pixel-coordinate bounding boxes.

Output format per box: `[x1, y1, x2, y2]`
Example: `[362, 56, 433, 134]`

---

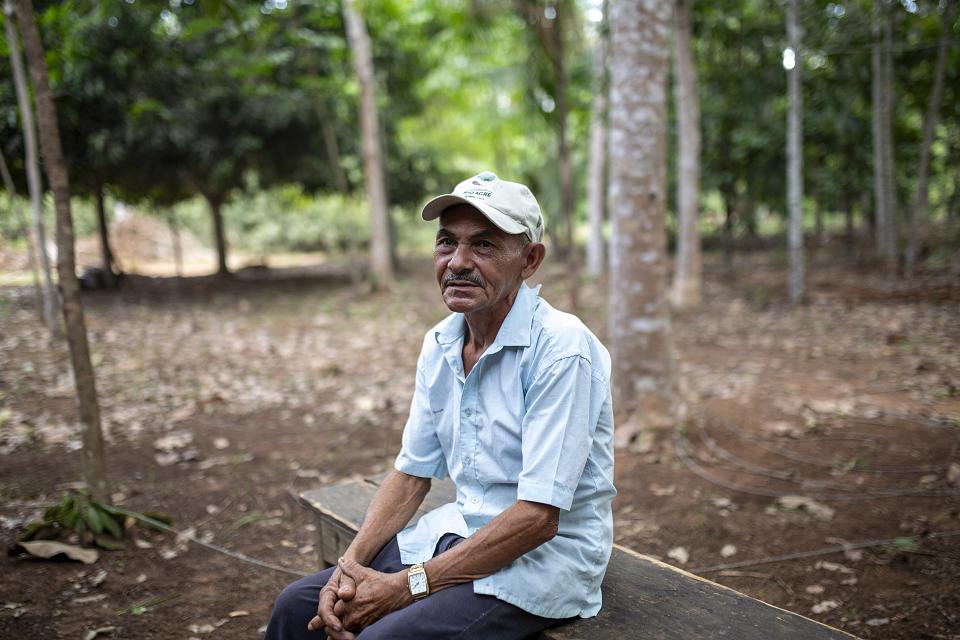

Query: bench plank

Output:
[300, 477, 856, 640]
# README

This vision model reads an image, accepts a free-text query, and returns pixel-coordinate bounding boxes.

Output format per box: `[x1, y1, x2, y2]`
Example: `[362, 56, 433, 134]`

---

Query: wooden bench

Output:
[300, 475, 857, 639]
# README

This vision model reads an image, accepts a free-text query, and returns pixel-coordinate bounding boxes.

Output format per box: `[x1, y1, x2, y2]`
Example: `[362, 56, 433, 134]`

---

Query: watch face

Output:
[409, 571, 427, 594]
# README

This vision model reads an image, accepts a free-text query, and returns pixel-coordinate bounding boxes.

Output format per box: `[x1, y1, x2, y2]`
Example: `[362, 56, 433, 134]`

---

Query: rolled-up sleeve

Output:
[394, 360, 448, 480]
[517, 354, 593, 510]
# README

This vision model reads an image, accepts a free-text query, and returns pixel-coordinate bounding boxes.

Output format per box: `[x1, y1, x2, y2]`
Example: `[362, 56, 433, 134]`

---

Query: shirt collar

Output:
[434, 281, 541, 348]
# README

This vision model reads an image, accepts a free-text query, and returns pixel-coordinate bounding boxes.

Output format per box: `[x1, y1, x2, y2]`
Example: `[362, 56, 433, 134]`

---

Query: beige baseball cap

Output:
[421, 171, 545, 243]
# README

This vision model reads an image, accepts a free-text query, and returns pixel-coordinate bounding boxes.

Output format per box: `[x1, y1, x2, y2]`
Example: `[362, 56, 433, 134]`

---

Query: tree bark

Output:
[204, 193, 229, 275]
[670, 0, 702, 310]
[5, 0, 59, 334]
[905, 0, 954, 276]
[94, 179, 116, 287]
[722, 188, 736, 275]
[0, 145, 43, 314]
[607, 0, 675, 445]
[787, 0, 805, 304]
[342, 0, 393, 289]
[843, 194, 855, 247]
[167, 210, 183, 279]
[317, 99, 350, 195]
[585, 14, 608, 280]
[15, 0, 108, 501]
[872, 0, 897, 270]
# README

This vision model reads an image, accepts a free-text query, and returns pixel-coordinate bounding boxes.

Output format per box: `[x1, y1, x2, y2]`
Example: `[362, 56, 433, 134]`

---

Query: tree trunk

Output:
[15, 0, 108, 501]
[552, 12, 580, 310]
[342, 0, 393, 289]
[872, 0, 897, 270]
[607, 0, 674, 445]
[722, 189, 736, 275]
[0, 145, 43, 314]
[94, 179, 116, 287]
[169, 213, 183, 278]
[881, 2, 897, 267]
[5, 0, 59, 334]
[204, 193, 229, 275]
[555, 31, 574, 262]
[786, 0, 805, 304]
[585, 15, 608, 280]
[317, 99, 350, 196]
[905, 0, 954, 276]
[670, 0, 702, 310]
[843, 194, 855, 247]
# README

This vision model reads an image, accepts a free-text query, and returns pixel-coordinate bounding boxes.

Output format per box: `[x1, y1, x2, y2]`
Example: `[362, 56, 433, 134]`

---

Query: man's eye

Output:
[476, 240, 493, 249]
[437, 238, 455, 246]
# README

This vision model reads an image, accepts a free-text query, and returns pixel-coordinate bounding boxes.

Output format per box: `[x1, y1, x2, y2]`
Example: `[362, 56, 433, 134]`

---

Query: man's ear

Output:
[521, 242, 546, 280]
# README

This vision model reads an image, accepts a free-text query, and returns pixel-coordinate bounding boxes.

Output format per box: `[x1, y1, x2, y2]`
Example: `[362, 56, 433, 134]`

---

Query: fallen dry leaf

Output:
[811, 600, 839, 614]
[776, 495, 835, 521]
[83, 626, 116, 640]
[667, 546, 689, 565]
[17, 541, 98, 564]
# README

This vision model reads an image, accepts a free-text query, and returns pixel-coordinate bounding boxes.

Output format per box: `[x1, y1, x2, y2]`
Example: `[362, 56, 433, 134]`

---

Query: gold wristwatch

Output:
[407, 563, 430, 600]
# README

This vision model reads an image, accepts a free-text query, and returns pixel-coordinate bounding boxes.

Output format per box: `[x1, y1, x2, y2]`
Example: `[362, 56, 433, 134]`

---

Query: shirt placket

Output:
[459, 344, 507, 526]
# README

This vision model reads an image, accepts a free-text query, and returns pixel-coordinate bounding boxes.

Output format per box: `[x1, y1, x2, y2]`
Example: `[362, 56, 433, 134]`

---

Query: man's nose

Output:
[448, 242, 474, 272]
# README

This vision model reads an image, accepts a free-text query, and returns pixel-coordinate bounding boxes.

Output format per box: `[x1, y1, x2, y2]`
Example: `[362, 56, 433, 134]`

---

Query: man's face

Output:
[434, 205, 530, 314]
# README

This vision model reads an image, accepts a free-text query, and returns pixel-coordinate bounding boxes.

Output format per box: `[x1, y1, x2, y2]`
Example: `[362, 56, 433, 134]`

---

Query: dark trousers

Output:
[264, 533, 566, 639]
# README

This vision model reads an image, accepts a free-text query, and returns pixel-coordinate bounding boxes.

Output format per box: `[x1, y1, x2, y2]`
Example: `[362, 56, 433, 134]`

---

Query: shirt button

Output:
[471, 497, 480, 504]
[464, 408, 472, 417]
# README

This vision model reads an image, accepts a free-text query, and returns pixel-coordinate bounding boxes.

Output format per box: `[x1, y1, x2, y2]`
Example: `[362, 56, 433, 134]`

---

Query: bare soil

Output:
[1, 247, 958, 640]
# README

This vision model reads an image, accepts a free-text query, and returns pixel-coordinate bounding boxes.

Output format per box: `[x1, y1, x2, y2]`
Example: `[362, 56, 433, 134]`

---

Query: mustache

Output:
[442, 270, 484, 288]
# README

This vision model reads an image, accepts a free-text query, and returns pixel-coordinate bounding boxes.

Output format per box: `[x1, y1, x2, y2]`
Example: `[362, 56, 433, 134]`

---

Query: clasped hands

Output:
[308, 557, 413, 638]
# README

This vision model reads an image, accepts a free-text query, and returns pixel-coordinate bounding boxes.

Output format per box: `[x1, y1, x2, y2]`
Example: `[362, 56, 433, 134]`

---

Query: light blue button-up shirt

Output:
[393, 282, 616, 619]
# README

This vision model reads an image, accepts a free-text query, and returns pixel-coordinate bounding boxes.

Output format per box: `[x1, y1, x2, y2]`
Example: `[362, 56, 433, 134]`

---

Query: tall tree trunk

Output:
[204, 193, 229, 275]
[905, 0, 954, 276]
[787, 0, 805, 304]
[317, 99, 350, 195]
[608, 0, 674, 445]
[670, 0, 702, 310]
[0, 146, 43, 314]
[15, 0, 108, 501]
[515, 0, 574, 261]
[555, 30, 574, 263]
[585, 14, 608, 280]
[342, 0, 393, 289]
[553, 15, 580, 311]
[843, 193, 855, 247]
[881, 2, 897, 265]
[5, 0, 59, 334]
[872, 0, 897, 270]
[93, 179, 116, 287]
[722, 188, 736, 275]
[168, 211, 183, 279]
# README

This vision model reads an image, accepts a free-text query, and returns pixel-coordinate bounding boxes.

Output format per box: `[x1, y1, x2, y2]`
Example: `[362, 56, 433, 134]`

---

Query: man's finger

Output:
[315, 587, 343, 632]
[337, 557, 367, 580]
[338, 573, 357, 601]
[324, 626, 357, 640]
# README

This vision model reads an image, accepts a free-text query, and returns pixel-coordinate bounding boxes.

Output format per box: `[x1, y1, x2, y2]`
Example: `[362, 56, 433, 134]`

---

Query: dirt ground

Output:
[1, 246, 959, 640]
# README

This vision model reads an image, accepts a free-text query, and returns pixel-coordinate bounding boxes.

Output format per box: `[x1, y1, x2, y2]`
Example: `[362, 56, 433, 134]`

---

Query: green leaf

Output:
[94, 534, 126, 550]
[83, 505, 104, 535]
[19, 521, 59, 542]
[99, 508, 123, 539]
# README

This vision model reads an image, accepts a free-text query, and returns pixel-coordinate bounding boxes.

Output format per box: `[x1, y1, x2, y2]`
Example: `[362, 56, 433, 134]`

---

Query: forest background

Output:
[1, 0, 959, 639]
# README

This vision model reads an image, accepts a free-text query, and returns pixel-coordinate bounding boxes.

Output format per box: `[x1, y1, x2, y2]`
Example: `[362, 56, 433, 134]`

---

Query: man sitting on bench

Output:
[265, 172, 617, 640]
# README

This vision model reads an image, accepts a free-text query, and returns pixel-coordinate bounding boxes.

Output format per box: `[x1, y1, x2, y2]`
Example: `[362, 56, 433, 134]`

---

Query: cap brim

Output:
[421, 195, 527, 237]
